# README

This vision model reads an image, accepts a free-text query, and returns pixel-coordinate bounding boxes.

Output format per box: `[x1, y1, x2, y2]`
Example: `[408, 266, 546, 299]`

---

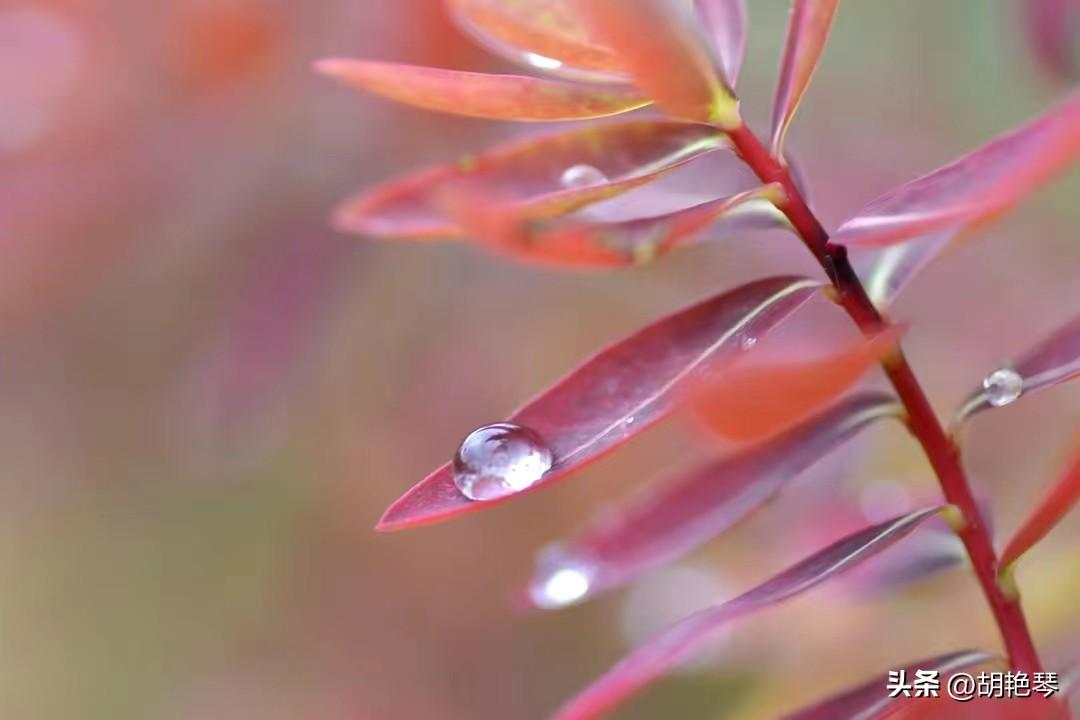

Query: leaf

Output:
[690, 325, 906, 443]
[833, 92, 1080, 249]
[525, 392, 899, 609]
[782, 650, 998, 720]
[770, 0, 841, 156]
[953, 313, 1080, 424]
[1000, 433, 1080, 569]
[695, 0, 748, 88]
[445, 0, 626, 81]
[574, 0, 738, 125]
[452, 185, 786, 268]
[314, 59, 649, 121]
[1023, 0, 1080, 82]
[377, 276, 822, 531]
[550, 507, 945, 720]
[334, 120, 726, 239]
[855, 228, 957, 309]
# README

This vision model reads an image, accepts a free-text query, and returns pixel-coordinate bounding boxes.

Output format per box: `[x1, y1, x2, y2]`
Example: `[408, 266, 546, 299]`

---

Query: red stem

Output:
[726, 122, 1043, 673]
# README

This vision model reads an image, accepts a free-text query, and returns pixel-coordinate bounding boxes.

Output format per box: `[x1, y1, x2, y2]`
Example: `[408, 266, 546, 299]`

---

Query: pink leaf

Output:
[1000, 432, 1080, 569]
[855, 228, 957, 308]
[335, 120, 726, 239]
[834, 92, 1080, 249]
[782, 650, 997, 720]
[954, 313, 1080, 424]
[1023, 0, 1080, 82]
[525, 392, 899, 609]
[770, 0, 841, 155]
[314, 59, 648, 122]
[689, 325, 906, 443]
[452, 185, 785, 268]
[377, 276, 822, 531]
[574, 0, 737, 124]
[695, 0, 748, 88]
[444, 0, 625, 81]
[551, 506, 945, 720]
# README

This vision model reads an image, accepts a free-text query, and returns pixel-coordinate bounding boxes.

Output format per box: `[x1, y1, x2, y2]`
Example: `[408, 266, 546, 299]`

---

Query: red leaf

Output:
[1023, 0, 1080, 82]
[314, 59, 648, 122]
[782, 650, 997, 720]
[574, 0, 738, 125]
[550, 507, 945, 720]
[954, 313, 1080, 424]
[690, 325, 906, 443]
[377, 276, 821, 531]
[855, 228, 957, 308]
[834, 91, 1080, 249]
[525, 392, 898, 609]
[695, 0, 748, 88]
[451, 185, 785, 268]
[335, 120, 726, 239]
[770, 0, 841, 155]
[445, 0, 625, 79]
[1000, 433, 1080, 568]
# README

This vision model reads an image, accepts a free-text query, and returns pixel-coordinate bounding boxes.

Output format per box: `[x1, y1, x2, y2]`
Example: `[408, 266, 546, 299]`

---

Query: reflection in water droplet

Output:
[524, 51, 563, 71]
[452, 422, 553, 502]
[560, 164, 608, 189]
[982, 368, 1024, 408]
[529, 547, 595, 609]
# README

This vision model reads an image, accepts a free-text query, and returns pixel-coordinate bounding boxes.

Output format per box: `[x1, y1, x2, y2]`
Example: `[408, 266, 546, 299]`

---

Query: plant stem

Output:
[726, 122, 1044, 673]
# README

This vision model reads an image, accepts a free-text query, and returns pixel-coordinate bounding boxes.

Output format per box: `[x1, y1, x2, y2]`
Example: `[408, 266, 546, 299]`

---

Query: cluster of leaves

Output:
[319, 1, 1080, 718]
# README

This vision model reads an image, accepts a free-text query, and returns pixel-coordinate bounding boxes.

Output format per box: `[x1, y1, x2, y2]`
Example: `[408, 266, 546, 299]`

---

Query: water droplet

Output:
[524, 51, 563, 71]
[625, 415, 636, 425]
[982, 368, 1024, 408]
[452, 422, 553, 502]
[560, 164, 608, 189]
[739, 335, 757, 350]
[529, 547, 596, 609]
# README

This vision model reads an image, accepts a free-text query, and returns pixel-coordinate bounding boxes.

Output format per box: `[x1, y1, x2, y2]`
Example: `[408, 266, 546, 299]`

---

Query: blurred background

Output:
[2, 1, 1079, 718]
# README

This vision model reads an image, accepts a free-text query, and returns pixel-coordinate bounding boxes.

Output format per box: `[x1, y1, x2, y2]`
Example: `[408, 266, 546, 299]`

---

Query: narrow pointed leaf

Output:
[1001, 434, 1080, 568]
[834, 92, 1080, 249]
[551, 507, 944, 720]
[575, 0, 738, 125]
[770, 0, 841, 155]
[954, 313, 1080, 424]
[377, 277, 822, 531]
[525, 392, 899, 609]
[783, 650, 998, 720]
[314, 59, 648, 121]
[445, 0, 625, 80]
[691, 326, 905, 443]
[455, 185, 786, 268]
[695, 0, 748, 88]
[855, 228, 957, 309]
[336, 120, 726, 239]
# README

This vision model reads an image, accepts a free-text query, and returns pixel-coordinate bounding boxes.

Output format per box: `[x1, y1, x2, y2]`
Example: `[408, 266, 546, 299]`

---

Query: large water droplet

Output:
[452, 422, 553, 501]
[529, 547, 596, 609]
[982, 368, 1024, 408]
[560, 164, 608, 189]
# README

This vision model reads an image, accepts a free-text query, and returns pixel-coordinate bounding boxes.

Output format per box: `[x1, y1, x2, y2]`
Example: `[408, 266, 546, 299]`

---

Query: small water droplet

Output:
[452, 422, 553, 502]
[529, 547, 595, 609]
[739, 335, 758, 350]
[982, 368, 1024, 408]
[560, 164, 608, 189]
[625, 415, 636, 425]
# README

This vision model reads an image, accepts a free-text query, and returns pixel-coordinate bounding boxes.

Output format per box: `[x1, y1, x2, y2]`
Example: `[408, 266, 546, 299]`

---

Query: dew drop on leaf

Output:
[982, 367, 1024, 408]
[451, 422, 554, 501]
[560, 163, 609, 189]
[529, 546, 596, 609]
